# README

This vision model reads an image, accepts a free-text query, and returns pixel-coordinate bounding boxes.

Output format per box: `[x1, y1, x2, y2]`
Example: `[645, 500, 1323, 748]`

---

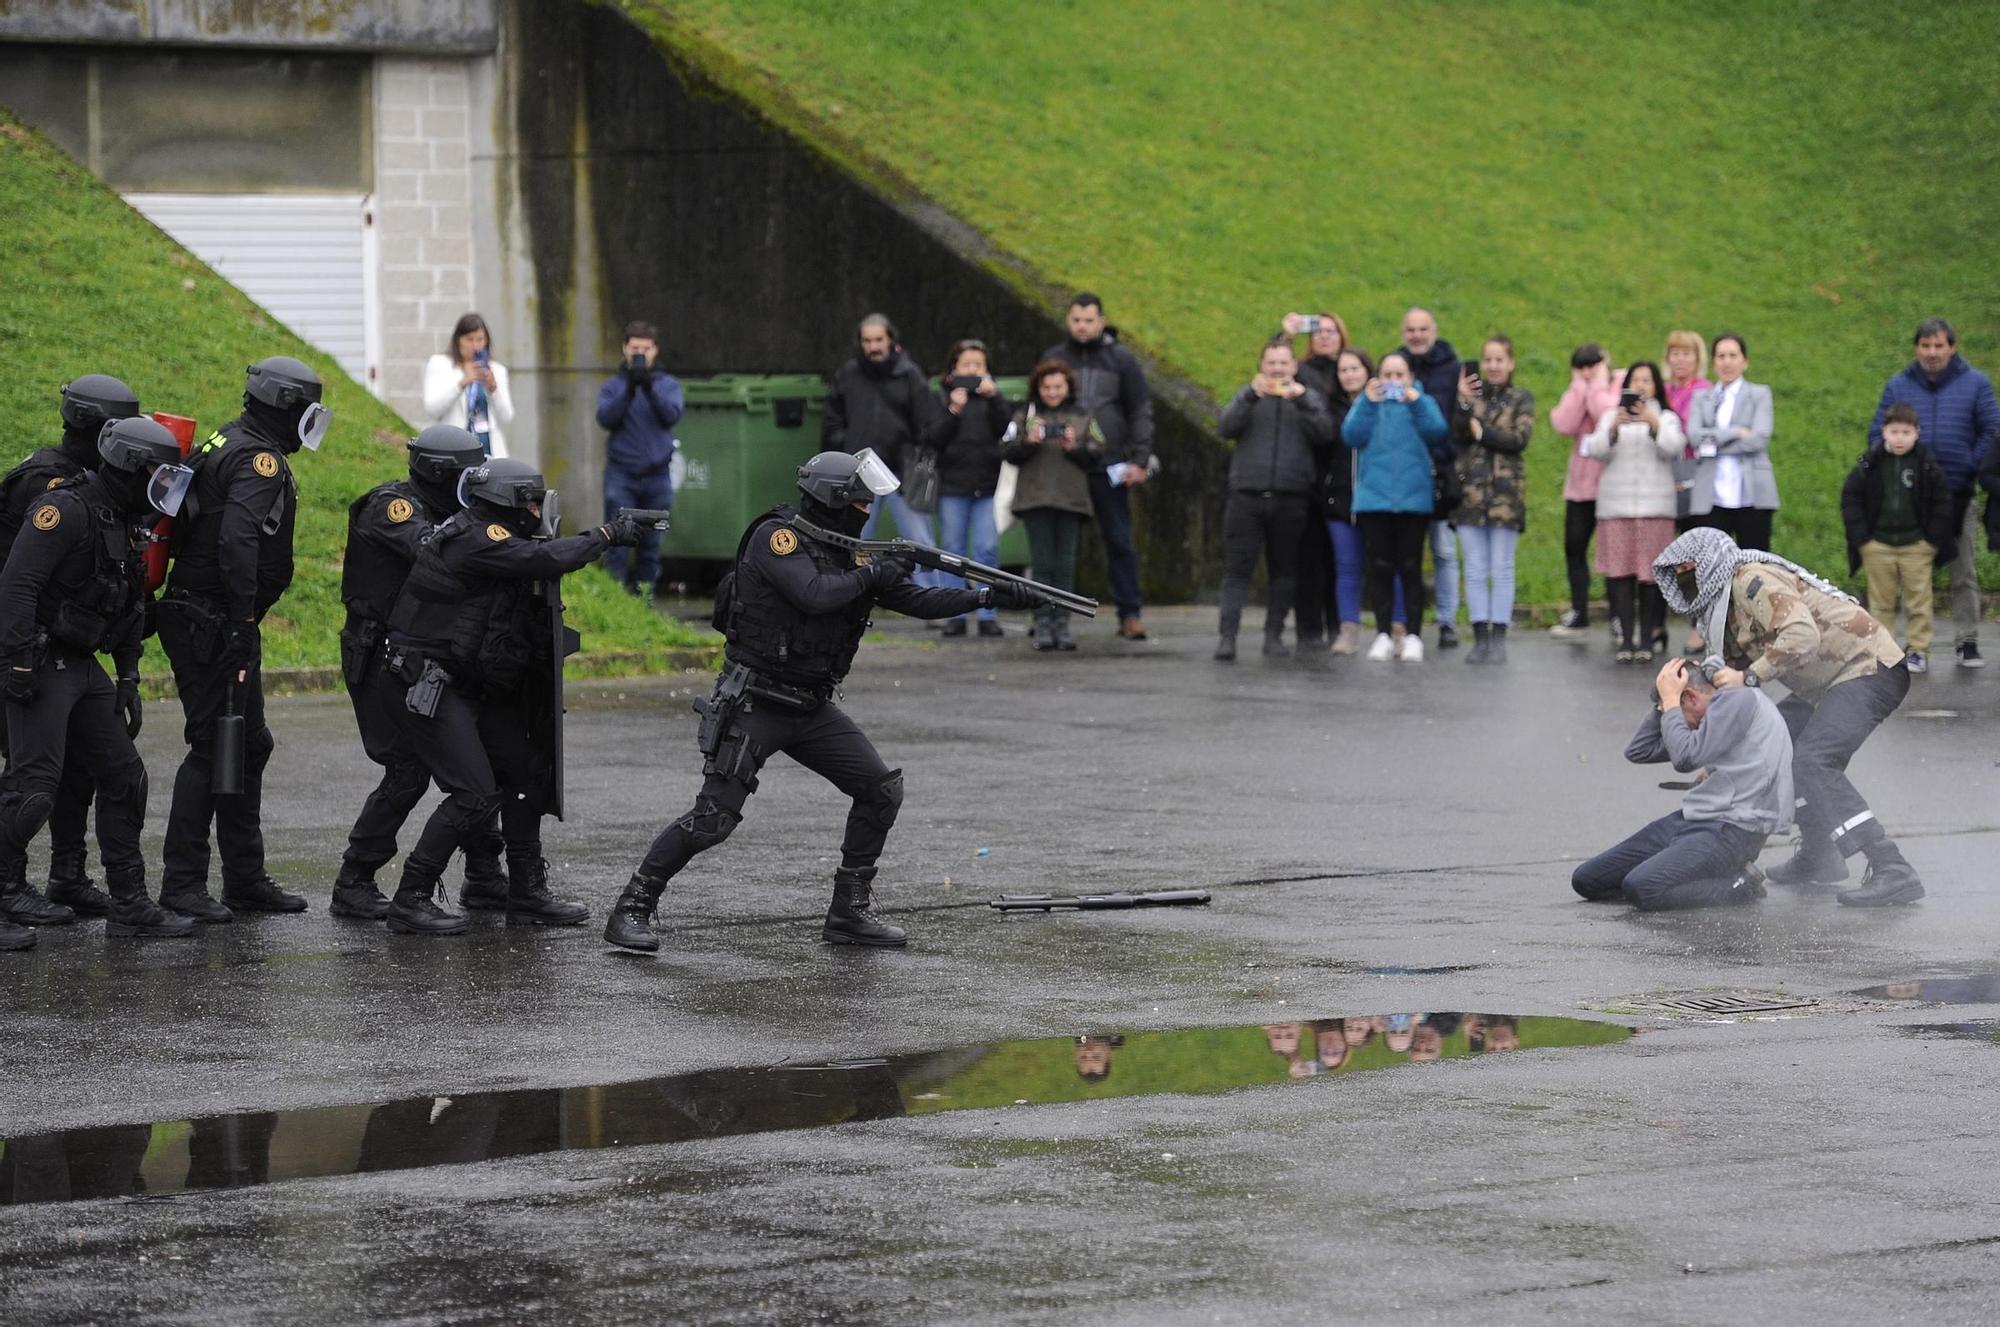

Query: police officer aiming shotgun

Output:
[603, 448, 1088, 954]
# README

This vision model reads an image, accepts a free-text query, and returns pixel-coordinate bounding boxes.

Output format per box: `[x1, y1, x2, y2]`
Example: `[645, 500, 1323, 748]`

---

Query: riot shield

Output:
[535, 579, 581, 821]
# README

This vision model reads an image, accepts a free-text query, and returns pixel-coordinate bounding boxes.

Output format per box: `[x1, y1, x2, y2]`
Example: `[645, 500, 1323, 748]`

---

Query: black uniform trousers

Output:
[397, 688, 545, 881]
[0, 649, 147, 881]
[1218, 491, 1310, 641]
[1571, 812, 1767, 910]
[1778, 663, 1910, 859]
[0, 722, 92, 866]
[157, 610, 274, 893]
[639, 695, 898, 882]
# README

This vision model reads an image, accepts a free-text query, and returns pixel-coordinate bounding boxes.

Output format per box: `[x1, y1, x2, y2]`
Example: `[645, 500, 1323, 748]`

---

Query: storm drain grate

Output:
[1634, 992, 1819, 1016]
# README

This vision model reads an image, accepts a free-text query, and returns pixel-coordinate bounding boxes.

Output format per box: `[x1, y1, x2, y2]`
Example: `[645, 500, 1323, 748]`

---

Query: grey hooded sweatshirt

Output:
[1624, 686, 1794, 834]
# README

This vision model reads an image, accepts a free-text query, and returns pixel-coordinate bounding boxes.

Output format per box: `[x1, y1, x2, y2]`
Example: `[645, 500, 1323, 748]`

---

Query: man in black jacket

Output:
[822, 315, 945, 568]
[156, 356, 328, 923]
[1045, 293, 1156, 639]
[1399, 308, 1464, 647]
[0, 375, 141, 917]
[1213, 339, 1334, 660]
[1841, 403, 1958, 673]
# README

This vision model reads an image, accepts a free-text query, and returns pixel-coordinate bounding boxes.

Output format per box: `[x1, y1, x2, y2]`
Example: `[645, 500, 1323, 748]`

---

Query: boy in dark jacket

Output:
[1842, 403, 1956, 673]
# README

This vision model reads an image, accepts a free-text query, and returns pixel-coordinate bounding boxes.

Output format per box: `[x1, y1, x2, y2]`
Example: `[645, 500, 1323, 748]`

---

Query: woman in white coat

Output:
[1582, 360, 1683, 662]
[423, 312, 514, 458]
[1681, 333, 1777, 550]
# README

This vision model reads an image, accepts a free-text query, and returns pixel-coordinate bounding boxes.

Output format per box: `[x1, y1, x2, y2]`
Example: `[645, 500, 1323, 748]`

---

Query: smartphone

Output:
[1619, 389, 1642, 412]
[1296, 315, 1322, 335]
[948, 375, 983, 393]
[627, 352, 648, 373]
[473, 348, 489, 370]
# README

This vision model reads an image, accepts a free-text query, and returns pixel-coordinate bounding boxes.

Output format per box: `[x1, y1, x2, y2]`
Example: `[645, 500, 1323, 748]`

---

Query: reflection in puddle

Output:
[1902, 1021, 2000, 1044]
[0, 1013, 1632, 1207]
[1857, 975, 2000, 1005]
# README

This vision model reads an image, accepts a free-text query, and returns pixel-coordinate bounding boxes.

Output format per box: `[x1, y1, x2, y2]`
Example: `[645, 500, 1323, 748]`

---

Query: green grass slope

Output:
[0, 111, 704, 671]
[628, 0, 2000, 605]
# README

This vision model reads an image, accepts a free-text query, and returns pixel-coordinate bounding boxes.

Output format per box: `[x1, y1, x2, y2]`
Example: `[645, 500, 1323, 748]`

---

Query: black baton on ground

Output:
[990, 890, 1211, 912]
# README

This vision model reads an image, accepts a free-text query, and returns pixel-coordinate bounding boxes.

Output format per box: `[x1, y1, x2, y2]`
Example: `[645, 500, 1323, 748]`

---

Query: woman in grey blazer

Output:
[1683, 333, 1778, 550]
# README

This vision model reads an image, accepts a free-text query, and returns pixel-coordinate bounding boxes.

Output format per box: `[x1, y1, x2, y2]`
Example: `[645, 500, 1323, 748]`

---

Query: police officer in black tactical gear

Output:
[0, 418, 202, 946]
[380, 458, 643, 935]
[0, 375, 143, 918]
[330, 424, 506, 921]
[156, 355, 330, 923]
[603, 448, 1038, 954]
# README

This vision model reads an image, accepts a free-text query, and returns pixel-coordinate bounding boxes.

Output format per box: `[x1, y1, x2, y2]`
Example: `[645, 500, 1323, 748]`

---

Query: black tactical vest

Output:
[341, 480, 426, 624]
[167, 421, 297, 614]
[724, 506, 873, 689]
[0, 447, 87, 556]
[38, 484, 146, 654]
[388, 513, 541, 696]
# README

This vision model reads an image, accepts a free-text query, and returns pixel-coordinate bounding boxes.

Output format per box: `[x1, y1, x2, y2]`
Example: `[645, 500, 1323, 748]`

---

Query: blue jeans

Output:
[1086, 470, 1143, 621]
[603, 465, 673, 587]
[935, 494, 999, 621]
[1456, 525, 1519, 625]
[1327, 519, 1365, 625]
[1429, 519, 1459, 622]
[861, 491, 940, 587]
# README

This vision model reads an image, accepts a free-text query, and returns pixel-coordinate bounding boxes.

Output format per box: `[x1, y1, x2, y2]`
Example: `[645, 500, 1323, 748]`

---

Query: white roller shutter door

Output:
[123, 192, 374, 390]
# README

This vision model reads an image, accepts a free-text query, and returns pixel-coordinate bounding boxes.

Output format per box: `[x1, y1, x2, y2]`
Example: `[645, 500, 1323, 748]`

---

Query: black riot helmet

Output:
[797, 448, 898, 536]
[97, 416, 195, 518]
[244, 355, 331, 453]
[459, 457, 559, 538]
[59, 374, 141, 434]
[408, 424, 485, 490]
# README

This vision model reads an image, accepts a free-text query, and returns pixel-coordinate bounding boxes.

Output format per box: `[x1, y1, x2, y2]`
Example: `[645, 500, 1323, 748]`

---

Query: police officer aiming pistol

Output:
[604, 448, 1040, 955]
[155, 356, 331, 923]
[0, 374, 143, 919]
[0, 418, 201, 947]
[379, 460, 644, 935]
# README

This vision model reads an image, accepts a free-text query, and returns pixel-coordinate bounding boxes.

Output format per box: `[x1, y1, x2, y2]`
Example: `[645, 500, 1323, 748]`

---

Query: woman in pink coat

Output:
[1548, 343, 1622, 639]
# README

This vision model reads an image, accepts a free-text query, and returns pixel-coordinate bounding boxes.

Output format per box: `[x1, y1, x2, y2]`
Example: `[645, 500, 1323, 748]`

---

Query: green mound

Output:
[0, 110, 706, 672]
[629, 0, 1998, 604]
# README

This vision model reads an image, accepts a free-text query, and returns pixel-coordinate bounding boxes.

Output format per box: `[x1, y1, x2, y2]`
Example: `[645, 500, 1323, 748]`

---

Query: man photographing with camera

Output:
[595, 320, 684, 602]
[1570, 656, 1791, 911]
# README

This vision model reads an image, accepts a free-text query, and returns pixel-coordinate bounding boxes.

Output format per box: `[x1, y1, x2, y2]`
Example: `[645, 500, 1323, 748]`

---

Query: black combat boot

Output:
[1213, 635, 1237, 662]
[222, 873, 308, 914]
[47, 849, 112, 917]
[0, 857, 77, 928]
[1837, 845, 1925, 907]
[458, 851, 510, 911]
[603, 872, 668, 952]
[1488, 623, 1508, 664]
[823, 867, 907, 947]
[1436, 622, 1459, 650]
[505, 856, 589, 927]
[1765, 838, 1849, 886]
[0, 919, 33, 951]
[105, 867, 198, 938]
[385, 864, 468, 936]
[1464, 622, 1492, 665]
[329, 860, 390, 920]
[158, 883, 233, 924]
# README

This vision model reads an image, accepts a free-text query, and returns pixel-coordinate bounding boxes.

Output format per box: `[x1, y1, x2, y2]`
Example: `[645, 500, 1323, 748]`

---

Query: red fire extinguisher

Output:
[146, 411, 197, 591]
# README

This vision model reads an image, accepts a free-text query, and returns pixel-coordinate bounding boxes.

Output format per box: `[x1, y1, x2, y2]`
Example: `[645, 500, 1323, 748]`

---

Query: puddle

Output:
[1856, 975, 2000, 1005]
[1902, 1021, 2000, 1044]
[0, 1014, 1631, 1207]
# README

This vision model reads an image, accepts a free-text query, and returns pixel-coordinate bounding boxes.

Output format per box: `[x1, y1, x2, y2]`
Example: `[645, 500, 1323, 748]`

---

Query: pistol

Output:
[618, 508, 673, 530]
[405, 658, 449, 718]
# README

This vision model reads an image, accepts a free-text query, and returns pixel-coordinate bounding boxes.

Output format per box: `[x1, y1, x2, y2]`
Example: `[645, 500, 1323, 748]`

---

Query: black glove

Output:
[220, 623, 261, 674]
[979, 582, 1041, 611]
[863, 554, 914, 587]
[601, 515, 644, 548]
[2, 668, 36, 707]
[623, 361, 655, 389]
[116, 675, 142, 738]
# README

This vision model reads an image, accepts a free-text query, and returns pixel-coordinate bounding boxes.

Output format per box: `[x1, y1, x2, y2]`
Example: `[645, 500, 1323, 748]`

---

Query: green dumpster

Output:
[662, 375, 828, 562]
[664, 373, 1031, 569]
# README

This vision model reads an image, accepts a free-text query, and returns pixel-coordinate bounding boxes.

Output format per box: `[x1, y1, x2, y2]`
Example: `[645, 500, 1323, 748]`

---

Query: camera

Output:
[1619, 389, 1642, 412]
[947, 375, 983, 393]
[626, 352, 649, 373]
[1380, 383, 1406, 402]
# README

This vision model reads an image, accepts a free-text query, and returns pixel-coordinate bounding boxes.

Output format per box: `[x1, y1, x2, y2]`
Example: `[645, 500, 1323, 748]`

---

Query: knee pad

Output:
[853, 769, 904, 832]
[244, 724, 275, 773]
[676, 796, 741, 850]
[98, 762, 148, 821]
[2, 791, 55, 847]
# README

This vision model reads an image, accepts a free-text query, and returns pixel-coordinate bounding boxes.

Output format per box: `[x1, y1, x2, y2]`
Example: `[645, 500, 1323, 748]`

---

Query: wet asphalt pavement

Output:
[4, 606, 2000, 1325]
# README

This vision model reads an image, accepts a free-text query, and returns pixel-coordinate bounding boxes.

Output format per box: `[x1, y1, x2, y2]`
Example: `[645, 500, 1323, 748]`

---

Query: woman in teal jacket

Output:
[1341, 352, 1451, 662]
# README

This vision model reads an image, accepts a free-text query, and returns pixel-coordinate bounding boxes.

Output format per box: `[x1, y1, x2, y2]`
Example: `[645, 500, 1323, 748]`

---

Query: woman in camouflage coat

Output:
[1449, 336, 1535, 663]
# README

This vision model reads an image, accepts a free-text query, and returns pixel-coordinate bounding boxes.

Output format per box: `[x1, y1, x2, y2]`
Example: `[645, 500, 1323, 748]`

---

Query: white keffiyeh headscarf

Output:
[1653, 527, 1855, 652]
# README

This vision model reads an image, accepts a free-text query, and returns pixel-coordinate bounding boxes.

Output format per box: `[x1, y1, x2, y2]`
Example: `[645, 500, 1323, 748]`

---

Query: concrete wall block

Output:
[377, 61, 432, 106]
[372, 203, 432, 237]
[430, 138, 470, 173]
[428, 70, 469, 109]
[419, 171, 469, 205]
[419, 235, 473, 269]
[378, 140, 430, 173]
[378, 105, 421, 140]
[377, 231, 424, 270]
[433, 266, 473, 300]
[419, 107, 468, 142]
[377, 171, 423, 205]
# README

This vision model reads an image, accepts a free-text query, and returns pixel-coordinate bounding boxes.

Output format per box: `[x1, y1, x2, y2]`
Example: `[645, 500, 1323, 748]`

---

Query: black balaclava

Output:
[800, 494, 870, 538]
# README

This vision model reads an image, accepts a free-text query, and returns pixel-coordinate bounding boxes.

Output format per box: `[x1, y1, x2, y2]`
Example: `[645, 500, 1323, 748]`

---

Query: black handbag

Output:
[1431, 449, 1463, 519]
[902, 447, 941, 514]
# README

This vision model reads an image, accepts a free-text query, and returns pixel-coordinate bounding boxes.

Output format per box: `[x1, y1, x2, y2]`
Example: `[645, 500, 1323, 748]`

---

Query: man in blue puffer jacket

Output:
[1867, 317, 1999, 667]
[595, 319, 685, 598]
[1342, 352, 1451, 662]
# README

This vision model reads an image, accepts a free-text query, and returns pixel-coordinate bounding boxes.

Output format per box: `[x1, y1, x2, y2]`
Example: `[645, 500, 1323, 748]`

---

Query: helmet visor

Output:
[852, 448, 900, 497]
[536, 489, 562, 539]
[297, 402, 332, 451]
[146, 462, 195, 518]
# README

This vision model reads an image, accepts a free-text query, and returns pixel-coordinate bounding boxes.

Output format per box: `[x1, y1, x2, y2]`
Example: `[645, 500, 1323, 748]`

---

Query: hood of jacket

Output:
[1904, 353, 1970, 392]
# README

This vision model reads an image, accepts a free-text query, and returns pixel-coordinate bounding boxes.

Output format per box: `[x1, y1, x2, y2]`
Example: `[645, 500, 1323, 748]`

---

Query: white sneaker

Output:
[1366, 632, 1395, 661]
[1399, 633, 1425, 662]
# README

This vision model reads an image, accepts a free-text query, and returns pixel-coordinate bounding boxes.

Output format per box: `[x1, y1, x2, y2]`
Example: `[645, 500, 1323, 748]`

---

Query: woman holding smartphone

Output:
[931, 339, 1011, 638]
[1001, 360, 1105, 652]
[423, 312, 514, 458]
[1683, 333, 1778, 551]
[1581, 360, 1684, 662]
[1342, 352, 1450, 662]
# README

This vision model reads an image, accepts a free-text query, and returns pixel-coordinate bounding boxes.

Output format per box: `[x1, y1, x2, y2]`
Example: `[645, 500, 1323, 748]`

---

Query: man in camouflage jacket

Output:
[1656, 527, 1920, 906]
